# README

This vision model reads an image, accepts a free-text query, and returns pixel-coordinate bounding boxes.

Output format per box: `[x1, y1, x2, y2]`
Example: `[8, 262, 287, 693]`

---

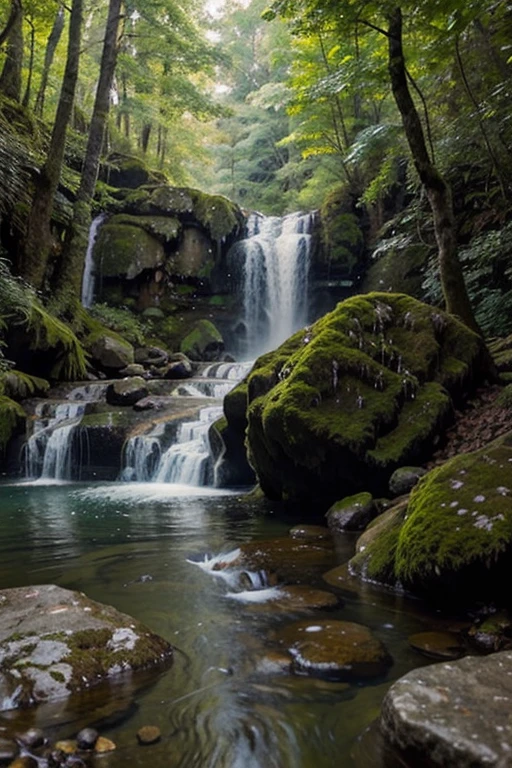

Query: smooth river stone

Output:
[408, 631, 466, 660]
[229, 537, 336, 583]
[274, 619, 392, 681]
[247, 585, 340, 613]
[381, 651, 512, 767]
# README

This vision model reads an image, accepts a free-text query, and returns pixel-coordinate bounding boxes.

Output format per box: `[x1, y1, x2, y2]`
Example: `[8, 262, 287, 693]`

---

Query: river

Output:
[0, 480, 437, 767]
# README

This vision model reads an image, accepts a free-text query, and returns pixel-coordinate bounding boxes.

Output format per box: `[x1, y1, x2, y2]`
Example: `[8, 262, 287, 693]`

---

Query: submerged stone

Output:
[243, 585, 340, 613]
[381, 651, 512, 767]
[274, 619, 392, 681]
[229, 537, 336, 583]
[408, 631, 466, 660]
[0, 585, 172, 711]
[289, 525, 331, 540]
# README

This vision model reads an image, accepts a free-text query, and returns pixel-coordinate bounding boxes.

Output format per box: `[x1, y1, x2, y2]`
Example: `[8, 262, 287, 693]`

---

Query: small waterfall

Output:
[81, 214, 107, 308]
[153, 406, 222, 485]
[122, 363, 253, 486]
[25, 403, 86, 481]
[230, 211, 315, 359]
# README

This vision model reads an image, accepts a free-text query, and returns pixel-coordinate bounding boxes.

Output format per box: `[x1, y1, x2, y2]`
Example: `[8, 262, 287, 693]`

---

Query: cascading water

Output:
[121, 362, 252, 486]
[230, 211, 315, 360]
[81, 213, 107, 308]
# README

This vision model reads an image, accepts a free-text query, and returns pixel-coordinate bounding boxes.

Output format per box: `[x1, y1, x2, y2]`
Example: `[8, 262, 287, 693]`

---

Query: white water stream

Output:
[81, 213, 107, 308]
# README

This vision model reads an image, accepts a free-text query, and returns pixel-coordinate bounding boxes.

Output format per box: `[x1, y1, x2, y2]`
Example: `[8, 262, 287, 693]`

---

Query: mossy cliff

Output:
[224, 292, 484, 507]
[349, 432, 512, 606]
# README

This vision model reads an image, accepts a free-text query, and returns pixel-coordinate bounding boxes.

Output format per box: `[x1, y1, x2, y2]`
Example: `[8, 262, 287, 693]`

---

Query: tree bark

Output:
[0, 0, 21, 48]
[387, 7, 480, 334]
[20, 0, 82, 290]
[54, 0, 123, 308]
[0, 0, 23, 102]
[34, 5, 65, 117]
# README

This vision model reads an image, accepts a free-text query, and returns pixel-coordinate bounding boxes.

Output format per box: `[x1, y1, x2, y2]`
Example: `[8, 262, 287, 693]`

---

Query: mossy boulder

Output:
[393, 432, 512, 601]
[88, 334, 134, 372]
[94, 220, 165, 279]
[388, 466, 427, 497]
[0, 585, 172, 711]
[105, 213, 180, 244]
[362, 240, 431, 297]
[348, 499, 408, 585]
[106, 377, 149, 406]
[180, 319, 224, 361]
[320, 187, 365, 279]
[235, 293, 484, 508]
[326, 491, 377, 532]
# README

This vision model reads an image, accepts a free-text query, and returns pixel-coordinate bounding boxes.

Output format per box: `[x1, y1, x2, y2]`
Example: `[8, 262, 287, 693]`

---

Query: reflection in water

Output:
[0, 482, 432, 767]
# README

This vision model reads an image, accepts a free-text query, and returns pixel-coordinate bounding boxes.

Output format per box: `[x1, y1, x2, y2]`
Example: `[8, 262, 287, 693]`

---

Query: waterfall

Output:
[81, 214, 107, 308]
[231, 211, 315, 359]
[25, 403, 86, 481]
[122, 363, 252, 486]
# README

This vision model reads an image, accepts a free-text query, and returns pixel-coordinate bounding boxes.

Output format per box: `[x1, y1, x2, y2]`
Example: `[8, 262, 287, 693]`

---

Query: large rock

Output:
[88, 334, 134, 371]
[94, 219, 165, 280]
[106, 376, 149, 406]
[0, 585, 172, 711]
[348, 432, 512, 605]
[225, 293, 484, 507]
[180, 319, 224, 361]
[381, 651, 512, 766]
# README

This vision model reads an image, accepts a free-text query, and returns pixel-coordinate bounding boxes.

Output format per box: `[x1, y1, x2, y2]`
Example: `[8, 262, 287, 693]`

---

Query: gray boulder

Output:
[89, 335, 134, 371]
[0, 585, 172, 711]
[106, 376, 149, 406]
[381, 651, 512, 766]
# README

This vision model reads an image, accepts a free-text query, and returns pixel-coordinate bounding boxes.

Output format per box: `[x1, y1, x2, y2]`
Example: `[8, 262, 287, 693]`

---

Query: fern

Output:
[28, 305, 88, 380]
[0, 370, 50, 400]
[0, 396, 25, 450]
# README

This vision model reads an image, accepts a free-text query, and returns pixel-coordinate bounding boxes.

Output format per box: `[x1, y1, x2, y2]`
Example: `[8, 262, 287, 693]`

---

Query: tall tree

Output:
[20, 0, 82, 290]
[0, 0, 23, 101]
[33, 4, 65, 116]
[53, 0, 123, 308]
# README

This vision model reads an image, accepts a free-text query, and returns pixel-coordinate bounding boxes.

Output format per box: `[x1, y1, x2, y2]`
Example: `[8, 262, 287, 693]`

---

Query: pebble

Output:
[76, 728, 98, 750]
[94, 737, 116, 753]
[17, 729, 45, 750]
[136, 726, 161, 745]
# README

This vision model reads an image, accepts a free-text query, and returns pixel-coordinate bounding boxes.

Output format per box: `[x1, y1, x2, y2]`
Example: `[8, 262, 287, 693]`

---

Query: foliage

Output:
[0, 395, 25, 450]
[422, 221, 512, 337]
[89, 303, 149, 347]
[27, 304, 88, 380]
[0, 369, 49, 399]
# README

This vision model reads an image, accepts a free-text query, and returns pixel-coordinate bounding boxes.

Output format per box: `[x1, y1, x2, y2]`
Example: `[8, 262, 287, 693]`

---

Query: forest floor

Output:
[428, 383, 512, 467]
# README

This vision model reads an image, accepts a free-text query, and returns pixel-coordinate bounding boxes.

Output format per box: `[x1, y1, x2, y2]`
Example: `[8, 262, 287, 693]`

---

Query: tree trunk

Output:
[0, 0, 21, 48]
[54, 0, 123, 308]
[387, 6, 480, 334]
[22, 18, 35, 108]
[20, 0, 82, 290]
[34, 5, 65, 117]
[0, 1, 23, 102]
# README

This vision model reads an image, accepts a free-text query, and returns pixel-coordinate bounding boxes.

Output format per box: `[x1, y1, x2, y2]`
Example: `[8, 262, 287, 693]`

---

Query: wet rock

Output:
[162, 359, 193, 380]
[0, 585, 172, 711]
[75, 728, 98, 750]
[326, 492, 377, 532]
[134, 346, 169, 368]
[47, 749, 67, 767]
[348, 499, 408, 586]
[408, 631, 466, 660]
[274, 619, 392, 681]
[289, 525, 331, 540]
[119, 363, 146, 377]
[381, 650, 512, 767]
[468, 610, 512, 653]
[53, 742, 76, 756]
[136, 726, 161, 745]
[64, 756, 87, 767]
[180, 319, 224, 362]
[388, 466, 426, 496]
[242, 585, 340, 613]
[88, 334, 134, 371]
[228, 537, 336, 583]
[255, 650, 292, 675]
[17, 729, 45, 750]
[0, 738, 18, 764]
[94, 737, 116, 753]
[106, 376, 149, 406]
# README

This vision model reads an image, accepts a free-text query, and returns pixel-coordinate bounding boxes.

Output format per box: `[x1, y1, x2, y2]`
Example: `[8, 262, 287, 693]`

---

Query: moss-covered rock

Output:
[394, 432, 512, 601]
[362, 240, 431, 297]
[104, 213, 180, 244]
[180, 319, 224, 361]
[319, 187, 365, 279]
[235, 293, 484, 507]
[88, 333, 134, 372]
[326, 492, 377, 532]
[94, 220, 165, 279]
[348, 499, 408, 585]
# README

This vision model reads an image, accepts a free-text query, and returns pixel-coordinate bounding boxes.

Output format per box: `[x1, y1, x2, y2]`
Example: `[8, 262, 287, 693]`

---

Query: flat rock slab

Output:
[381, 650, 512, 766]
[0, 585, 172, 711]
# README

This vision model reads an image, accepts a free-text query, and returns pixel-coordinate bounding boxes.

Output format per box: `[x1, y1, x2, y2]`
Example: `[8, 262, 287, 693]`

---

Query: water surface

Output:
[0, 481, 434, 767]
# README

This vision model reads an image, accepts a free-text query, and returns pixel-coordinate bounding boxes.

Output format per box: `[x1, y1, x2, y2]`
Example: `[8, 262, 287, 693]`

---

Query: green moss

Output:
[28, 304, 87, 380]
[94, 222, 164, 279]
[50, 670, 66, 683]
[329, 492, 373, 513]
[180, 319, 223, 361]
[105, 213, 180, 243]
[395, 434, 512, 590]
[349, 500, 408, 584]
[496, 384, 512, 409]
[189, 189, 243, 242]
[235, 292, 484, 506]
[80, 411, 134, 428]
